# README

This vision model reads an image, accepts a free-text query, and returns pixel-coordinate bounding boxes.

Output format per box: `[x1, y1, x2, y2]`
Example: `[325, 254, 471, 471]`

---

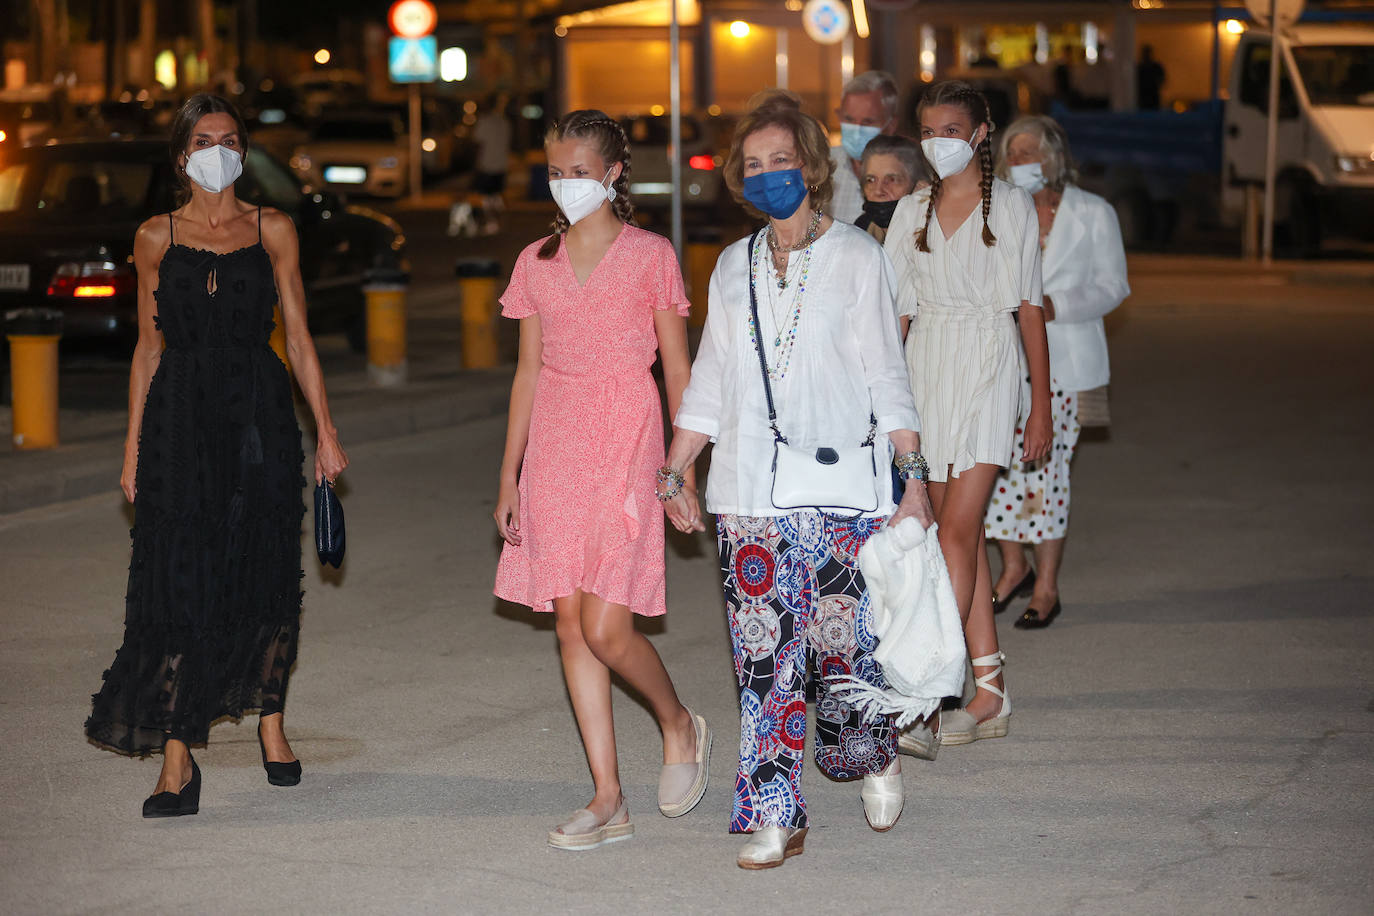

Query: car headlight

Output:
[379, 156, 399, 169]
[1335, 154, 1374, 175]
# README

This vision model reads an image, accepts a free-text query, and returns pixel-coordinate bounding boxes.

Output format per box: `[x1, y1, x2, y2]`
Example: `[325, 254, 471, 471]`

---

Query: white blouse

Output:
[885, 178, 1042, 318]
[676, 221, 920, 518]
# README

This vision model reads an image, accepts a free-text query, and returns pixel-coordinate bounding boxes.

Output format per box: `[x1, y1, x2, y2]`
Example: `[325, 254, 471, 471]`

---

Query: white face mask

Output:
[921, 136, 976, 180]
[184, 144, 244, 193]
[1009, 162, 1047, 193]
[549, 168, 616, 226]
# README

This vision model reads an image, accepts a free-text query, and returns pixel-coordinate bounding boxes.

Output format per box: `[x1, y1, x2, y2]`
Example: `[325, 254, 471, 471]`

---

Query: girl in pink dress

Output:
[493, 111, 711, 849]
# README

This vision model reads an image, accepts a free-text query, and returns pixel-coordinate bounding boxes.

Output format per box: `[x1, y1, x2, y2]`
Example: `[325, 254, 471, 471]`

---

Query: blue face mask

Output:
[840, 122, 883, 161]
[742, 168, 808, 220]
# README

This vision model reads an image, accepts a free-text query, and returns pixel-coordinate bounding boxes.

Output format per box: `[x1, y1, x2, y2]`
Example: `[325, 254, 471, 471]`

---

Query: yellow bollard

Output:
[6, 308, 63, 450]
[268, 303, 291, 372]
[685, 239, 725, 329]
[364, 269, 409, 386]
[455, 258, 501, 369]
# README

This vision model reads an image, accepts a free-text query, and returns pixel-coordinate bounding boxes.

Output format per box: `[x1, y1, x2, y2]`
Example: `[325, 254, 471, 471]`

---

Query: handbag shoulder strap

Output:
[746, 230, 787, 444]
[747, 229, 878, 447]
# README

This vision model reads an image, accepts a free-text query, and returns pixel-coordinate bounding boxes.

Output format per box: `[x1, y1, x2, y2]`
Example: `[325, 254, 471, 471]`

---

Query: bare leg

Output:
[258, 712, 297, 764]
[578, 593, 696, 765]
[991, 538, 1032, 598]
[1028, 537, 1067, 617]
[929, 463, 1005, 723]
[153, 738, 194, 794]
[553, 592, 623, 823]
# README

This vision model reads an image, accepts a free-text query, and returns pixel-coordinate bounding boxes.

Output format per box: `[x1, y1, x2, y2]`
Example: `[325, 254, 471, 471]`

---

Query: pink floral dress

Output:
[494, 225, 690, 617]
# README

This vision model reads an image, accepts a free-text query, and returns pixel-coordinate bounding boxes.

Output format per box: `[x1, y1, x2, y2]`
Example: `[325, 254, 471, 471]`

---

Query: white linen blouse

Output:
[1041, 184, 1130, 391]
[676, 221, 920, 518]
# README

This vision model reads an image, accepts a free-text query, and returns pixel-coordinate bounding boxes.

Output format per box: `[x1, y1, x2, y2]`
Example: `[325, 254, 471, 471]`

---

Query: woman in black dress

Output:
[85, 94, 348, 816]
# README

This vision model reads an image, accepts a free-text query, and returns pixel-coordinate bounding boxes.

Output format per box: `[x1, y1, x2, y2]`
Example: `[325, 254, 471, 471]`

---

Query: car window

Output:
[313, 119, 398, 142]
[1291, 45, 1374, 106]
[1240, 43, 1298, 117]
[33, 161, 154, 220]
[240, 148, 302, 214]
[0, 163, 26, 211]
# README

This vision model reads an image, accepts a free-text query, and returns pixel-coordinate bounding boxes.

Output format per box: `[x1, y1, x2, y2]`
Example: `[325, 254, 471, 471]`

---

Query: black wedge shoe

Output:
[258, 723, 302, 787]
[1014, 600, 1061, 629]
[142, 754, 201, 818]
[992, 569, 1036, 615]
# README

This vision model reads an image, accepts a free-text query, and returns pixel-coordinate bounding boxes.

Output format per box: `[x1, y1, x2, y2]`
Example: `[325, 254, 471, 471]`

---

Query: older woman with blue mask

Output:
[660, 90, 933, 870]
[983, 115, 1130, 629]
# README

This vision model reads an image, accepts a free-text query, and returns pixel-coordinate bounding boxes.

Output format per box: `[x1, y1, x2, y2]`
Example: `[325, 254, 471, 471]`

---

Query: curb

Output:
[0, 366, 514, 516]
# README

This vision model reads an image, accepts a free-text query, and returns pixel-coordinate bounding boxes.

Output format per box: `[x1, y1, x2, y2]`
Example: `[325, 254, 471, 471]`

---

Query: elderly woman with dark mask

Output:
[660, 90, 933, 870]
[854, 135, 927, 244]
[983, 114, 1129, 629]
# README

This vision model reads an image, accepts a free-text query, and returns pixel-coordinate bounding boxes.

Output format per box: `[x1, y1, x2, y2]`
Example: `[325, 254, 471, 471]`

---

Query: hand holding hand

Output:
[663, 486, 705, 533]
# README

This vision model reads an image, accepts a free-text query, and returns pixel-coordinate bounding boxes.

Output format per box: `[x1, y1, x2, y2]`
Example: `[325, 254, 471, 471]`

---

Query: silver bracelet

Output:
[894, 451, 929, 482]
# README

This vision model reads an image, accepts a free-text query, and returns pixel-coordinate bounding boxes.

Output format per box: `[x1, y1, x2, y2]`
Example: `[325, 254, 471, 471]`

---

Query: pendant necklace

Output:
[767, 209, 822, 290]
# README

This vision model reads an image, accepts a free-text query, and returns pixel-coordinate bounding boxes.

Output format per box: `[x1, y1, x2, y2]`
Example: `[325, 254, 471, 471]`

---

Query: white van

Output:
[1223, 25, 1374, 252]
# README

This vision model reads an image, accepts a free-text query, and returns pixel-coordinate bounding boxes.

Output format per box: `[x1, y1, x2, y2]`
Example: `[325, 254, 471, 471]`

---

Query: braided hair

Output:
[913, 80, 997, 253]
[537, 110, 635, 260]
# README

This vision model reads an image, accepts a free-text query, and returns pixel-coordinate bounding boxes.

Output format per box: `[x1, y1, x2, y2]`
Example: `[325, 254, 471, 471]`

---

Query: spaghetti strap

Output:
[257, 205, 262, 243]
[168, 211, 174, 244]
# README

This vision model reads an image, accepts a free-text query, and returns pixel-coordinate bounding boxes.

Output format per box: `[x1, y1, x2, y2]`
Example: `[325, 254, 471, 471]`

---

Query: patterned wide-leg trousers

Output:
[717, 512, 897, 833]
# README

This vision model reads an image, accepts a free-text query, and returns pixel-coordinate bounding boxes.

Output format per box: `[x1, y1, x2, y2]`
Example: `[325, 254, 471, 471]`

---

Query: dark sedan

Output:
[0, 139, 408, 352]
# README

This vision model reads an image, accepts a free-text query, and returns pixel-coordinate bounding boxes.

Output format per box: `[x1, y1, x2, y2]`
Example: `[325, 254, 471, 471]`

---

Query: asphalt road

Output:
[0, 254, 1371, 913]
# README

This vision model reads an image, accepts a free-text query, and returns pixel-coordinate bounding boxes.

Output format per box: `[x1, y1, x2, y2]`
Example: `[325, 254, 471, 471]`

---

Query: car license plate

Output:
[0, 264, 30, 291]
[323, 166, 367, 184]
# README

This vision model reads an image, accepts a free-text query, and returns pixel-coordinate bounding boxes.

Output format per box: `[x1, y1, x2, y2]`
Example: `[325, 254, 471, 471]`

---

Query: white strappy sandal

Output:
[939, 651, 1010, 746]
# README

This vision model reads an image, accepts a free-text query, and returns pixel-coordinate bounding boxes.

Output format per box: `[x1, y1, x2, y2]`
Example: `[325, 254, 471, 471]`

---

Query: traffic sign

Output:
[802, 0, 850, 45]
[389, 0, 437, 38]
[389, 36, 437, 83]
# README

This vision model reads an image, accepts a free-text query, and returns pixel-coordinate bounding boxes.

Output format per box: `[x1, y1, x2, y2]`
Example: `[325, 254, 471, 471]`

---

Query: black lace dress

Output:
[86, 211, 306, 755]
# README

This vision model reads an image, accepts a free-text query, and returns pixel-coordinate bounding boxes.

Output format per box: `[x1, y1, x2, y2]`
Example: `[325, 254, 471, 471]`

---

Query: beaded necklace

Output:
[766, 209, 822, 290]
[748, 231, 813, 381]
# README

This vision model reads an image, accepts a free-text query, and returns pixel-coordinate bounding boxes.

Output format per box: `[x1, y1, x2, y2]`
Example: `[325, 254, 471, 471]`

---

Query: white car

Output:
[290, 115, 409, 198]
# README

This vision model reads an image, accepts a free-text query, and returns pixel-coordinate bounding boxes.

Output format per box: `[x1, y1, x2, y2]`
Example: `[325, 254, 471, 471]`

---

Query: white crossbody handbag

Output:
[747, 231, 881, 517]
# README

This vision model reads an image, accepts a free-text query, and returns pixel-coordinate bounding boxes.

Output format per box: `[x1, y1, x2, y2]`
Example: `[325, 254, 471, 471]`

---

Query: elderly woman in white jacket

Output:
[983, 115, 1129, 629]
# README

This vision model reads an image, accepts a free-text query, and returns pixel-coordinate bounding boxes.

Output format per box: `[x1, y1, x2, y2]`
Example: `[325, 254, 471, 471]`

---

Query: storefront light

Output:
[730, 20, 751, 39]
[1224, 19, 1246, 35]
[314, 49, 331, 65]
[154, 50, 177, 90]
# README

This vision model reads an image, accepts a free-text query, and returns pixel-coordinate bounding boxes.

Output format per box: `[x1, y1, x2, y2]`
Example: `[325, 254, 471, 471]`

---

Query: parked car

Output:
[290, 113, 410, 198]
[618, 113, 728, 221]
[366, 102, 462, 177]
[0, 139, 408, 353]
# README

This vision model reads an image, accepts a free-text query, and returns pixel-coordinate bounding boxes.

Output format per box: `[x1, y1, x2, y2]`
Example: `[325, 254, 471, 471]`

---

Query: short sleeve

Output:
[883, 193, 924, 318]
[499, 244, 539, 319]
[653, 237, 691, 317]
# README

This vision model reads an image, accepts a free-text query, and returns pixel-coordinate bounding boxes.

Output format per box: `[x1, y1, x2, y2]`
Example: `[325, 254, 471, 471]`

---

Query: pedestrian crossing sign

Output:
[389, 36, 438, 83]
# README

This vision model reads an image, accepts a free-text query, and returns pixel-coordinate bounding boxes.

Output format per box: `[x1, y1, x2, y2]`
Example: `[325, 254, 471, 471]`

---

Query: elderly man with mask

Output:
[830, 70, 901, 224]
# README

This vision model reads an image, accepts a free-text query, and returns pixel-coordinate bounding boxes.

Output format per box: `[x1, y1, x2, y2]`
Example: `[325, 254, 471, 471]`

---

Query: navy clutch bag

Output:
[314, 480, 345, 568]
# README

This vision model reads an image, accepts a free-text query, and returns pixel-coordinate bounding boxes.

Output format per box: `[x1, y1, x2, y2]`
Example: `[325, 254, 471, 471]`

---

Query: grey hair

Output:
[996, 115, 1078, 191]
[860, 134, 925, 189]
[842, 70, 900, 120]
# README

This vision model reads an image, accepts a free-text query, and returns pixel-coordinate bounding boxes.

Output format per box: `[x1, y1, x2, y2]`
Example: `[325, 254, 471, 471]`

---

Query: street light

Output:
[314, 49, 331, 65]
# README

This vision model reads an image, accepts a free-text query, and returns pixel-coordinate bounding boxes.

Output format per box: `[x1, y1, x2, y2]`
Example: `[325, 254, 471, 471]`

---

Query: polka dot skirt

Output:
[984, 376, 1080, 544]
